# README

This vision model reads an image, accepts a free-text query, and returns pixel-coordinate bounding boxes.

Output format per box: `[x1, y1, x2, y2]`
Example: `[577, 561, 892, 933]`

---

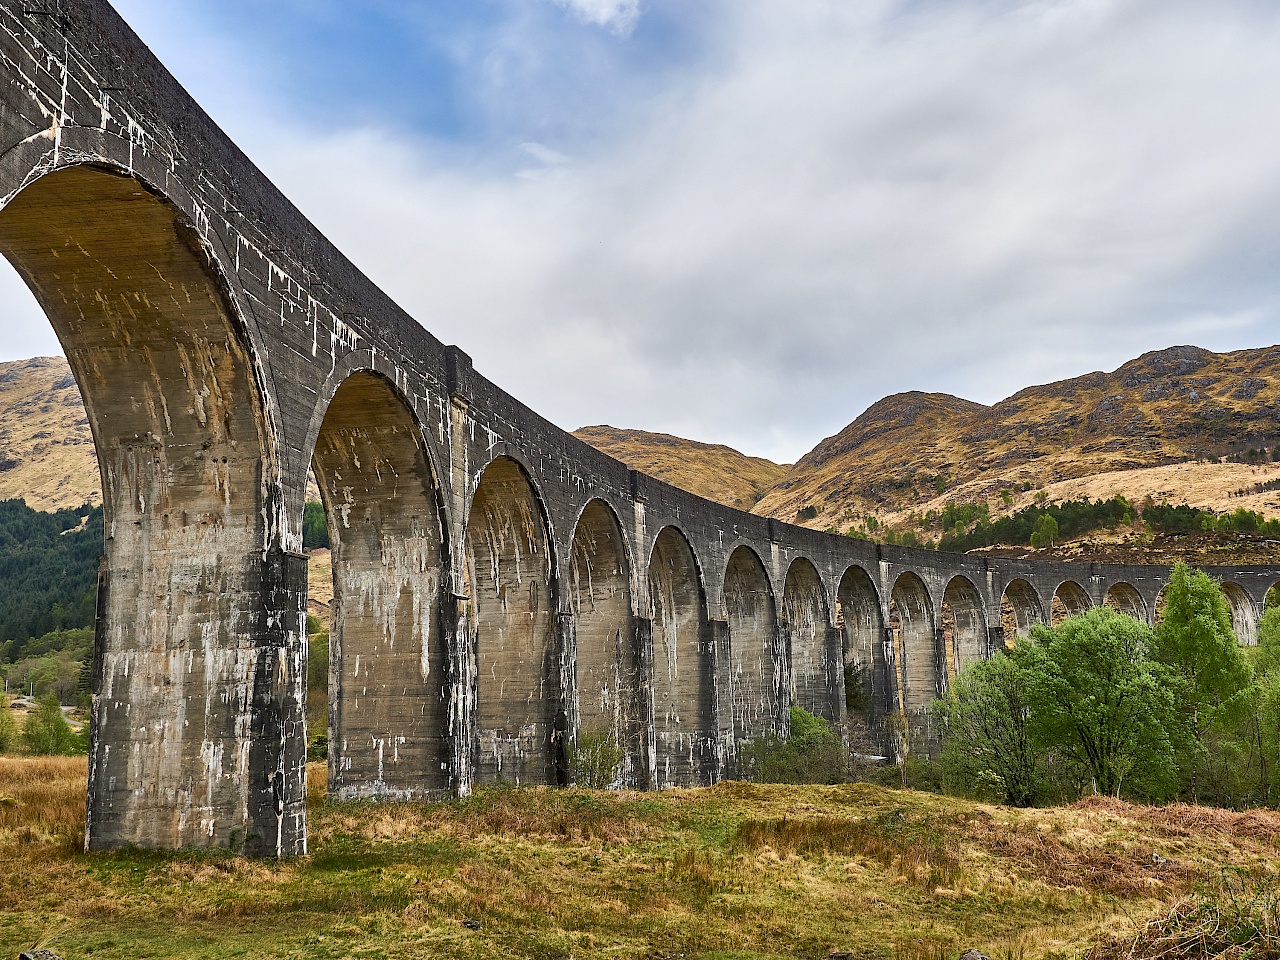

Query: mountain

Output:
[0, 357, 99, 512]
[571, 425, 790, 512]
[752, 344, 1280, 532]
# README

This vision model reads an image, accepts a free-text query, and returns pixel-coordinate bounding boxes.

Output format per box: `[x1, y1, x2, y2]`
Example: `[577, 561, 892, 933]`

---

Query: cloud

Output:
[550, 0, 644, 35]
[6, 0, 1280, 464]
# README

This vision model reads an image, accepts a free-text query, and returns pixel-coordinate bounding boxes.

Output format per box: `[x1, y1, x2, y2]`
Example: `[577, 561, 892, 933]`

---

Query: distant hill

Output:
[752, 344, 1280, 533]
[0, 357, 99, 512]
[571, 425, 790, 512]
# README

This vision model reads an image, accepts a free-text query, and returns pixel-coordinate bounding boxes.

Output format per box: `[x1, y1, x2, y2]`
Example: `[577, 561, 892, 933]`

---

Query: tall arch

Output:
[1221, 582, 1258, 647]
[568, 500, 642, 787]
[648, 526, 714, 787]
[1052, 580, 1092, 626]
[941, 576, 986, 679]
[724, 546, 782, 744]
[1104, 582, 1148, 622]
[890, 573, 936, 713]
[0, 166, 302, 855]
[1001, 579, 1045, 641]
[836, 566, 886, 722]
[312, 372, 449, 800]
[463, 457, 557, 786]
[782, 558, 837, 722]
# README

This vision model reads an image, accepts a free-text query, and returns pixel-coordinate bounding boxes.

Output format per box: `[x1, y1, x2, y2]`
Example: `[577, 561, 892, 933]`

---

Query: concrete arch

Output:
[837, 565, 886, 722]
[463, 455, 558, 786]
[648, 525, 714, 788]
[782, 557, 838, 723]
[1052, 580, 1092, 626]
[0, 164, 304, 855]
[941, 576, 986, 679]
[1001, 578, 1045, 641]
[1104, 581, 1148, 622]
[312, 370, 450, 801]
[890, 572, 936, 713]
[302, 349, 453, 537]
[1221, 582, 1258, 647]
[724, 545, 783, 745]
[568, 499, 643, 787]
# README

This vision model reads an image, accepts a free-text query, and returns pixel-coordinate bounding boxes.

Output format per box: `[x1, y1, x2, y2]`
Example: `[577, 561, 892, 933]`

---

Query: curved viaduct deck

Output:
[0, 0, 1275, 856]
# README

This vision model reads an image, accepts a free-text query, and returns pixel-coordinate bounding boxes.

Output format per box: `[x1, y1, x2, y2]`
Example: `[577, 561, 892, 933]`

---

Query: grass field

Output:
[2, 758, 1277, 960]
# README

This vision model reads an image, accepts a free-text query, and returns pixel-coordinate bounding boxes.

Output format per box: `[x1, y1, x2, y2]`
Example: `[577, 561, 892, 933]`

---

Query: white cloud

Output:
[7, 0, 1280, 464]
[550, 0, 643, 35]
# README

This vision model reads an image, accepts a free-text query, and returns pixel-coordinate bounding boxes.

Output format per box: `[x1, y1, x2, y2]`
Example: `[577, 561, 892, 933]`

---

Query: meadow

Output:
[2, 758, 1278, 959]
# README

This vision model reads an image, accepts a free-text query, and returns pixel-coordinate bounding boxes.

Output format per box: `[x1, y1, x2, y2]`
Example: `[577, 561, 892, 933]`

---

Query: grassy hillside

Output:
[573, 424, 790, 511]
[754, 344, 1280, 531]
[2, 758, 1278, 959]
[0, 357, 99, 512]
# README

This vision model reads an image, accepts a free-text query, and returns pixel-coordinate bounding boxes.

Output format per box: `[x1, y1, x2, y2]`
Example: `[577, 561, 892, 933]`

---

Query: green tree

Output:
[0, 693, 17, 754]
[1029, 514, 1059, 549]
[302, 500, 330, 550]
[933, 649, 1041, 806]
[1151, 562, 1253, 799]
[1024, 608, 1177, 799]
[22, 693, 76, 755]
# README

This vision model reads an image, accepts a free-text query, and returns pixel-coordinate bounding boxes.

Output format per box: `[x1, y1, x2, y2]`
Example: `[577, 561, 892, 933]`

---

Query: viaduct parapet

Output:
[0, 1, 1274, 856]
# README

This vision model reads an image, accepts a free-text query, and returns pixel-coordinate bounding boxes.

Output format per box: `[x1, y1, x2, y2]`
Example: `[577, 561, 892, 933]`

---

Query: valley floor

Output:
[1, 758, 1276, 959]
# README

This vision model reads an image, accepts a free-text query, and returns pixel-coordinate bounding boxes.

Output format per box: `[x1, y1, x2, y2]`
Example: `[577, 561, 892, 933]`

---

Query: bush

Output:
[568, 731, 624, 789]
[740, 707, 848, 784]
[0, 694, 16, 754]
[22, 693, 78, 756]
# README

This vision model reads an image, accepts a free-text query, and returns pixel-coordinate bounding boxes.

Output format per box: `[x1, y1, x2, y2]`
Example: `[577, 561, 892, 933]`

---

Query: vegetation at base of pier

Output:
[6, 758, 1280, 960]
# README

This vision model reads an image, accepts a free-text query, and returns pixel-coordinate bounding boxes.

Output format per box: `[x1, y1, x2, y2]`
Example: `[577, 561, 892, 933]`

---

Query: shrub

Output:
[740, 707, 848, 784]
[795, 504, 819, 522]
[0, 694, 16, 754]
[22, 693, 77, 756]
[569, 731, 624, 789]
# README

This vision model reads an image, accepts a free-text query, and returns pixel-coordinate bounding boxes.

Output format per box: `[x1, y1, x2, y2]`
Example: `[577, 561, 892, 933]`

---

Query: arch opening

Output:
[1001, 578, 1045, 641]
[941, 576, 986, 680]
[782, 558, 836, 722]
[1104, 582, 1148, 622]
[1221, 582, 1258, 647]
[0, 166, 296, 853]
[724, 546, 782, 745]
[889, 573, 936, 714]
[569, 500, 642, 787]
[312, 372, 449, 800]
[463, 457, 556, 786]
[836, 566, 885, 726]
[1052, 580, 1092, 626]
[648, 526, 714, 787]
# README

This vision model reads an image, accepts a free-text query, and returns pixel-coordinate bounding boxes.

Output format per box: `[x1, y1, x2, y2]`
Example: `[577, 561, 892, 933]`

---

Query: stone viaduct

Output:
[0, 0, 1276, 858]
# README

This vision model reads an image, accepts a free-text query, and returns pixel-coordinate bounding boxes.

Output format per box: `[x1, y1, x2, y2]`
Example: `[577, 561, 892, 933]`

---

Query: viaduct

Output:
[0, 0, 1276, 858]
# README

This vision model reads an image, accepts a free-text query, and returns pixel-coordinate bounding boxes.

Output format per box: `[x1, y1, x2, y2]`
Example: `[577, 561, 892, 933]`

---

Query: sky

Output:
[3, 0, 1280, 463]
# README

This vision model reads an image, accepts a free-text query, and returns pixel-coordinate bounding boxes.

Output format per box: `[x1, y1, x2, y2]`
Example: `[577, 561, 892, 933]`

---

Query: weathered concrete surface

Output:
[1, 0, 1278, 855]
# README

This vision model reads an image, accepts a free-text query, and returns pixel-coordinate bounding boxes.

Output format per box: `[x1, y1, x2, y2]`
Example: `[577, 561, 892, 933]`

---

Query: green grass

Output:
[3, 759, 1279, 959]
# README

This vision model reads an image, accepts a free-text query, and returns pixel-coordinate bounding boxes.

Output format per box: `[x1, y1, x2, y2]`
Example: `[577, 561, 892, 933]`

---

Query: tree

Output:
[0, 694, 16, 754]
[1030, 514, 1059, 549]
[933, 649, 1041, 806]
[1152, 563, 1253, 799]
[1024, 607, 1178, 799]
[22, 693, 76, 755]
[302, 501, 330, 550]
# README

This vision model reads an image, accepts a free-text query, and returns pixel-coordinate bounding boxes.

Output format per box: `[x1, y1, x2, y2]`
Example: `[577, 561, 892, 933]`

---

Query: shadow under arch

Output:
[724, 544, 782, 745]
[836, 565, 886, 724]
[647, 524, 714, 787]
[463, 455, 558, 786]
[941, 575, 986, 680]
[568, 498, 643, 787]
[311, 370, 450, 800]
[1221, 581, 1258, 646]
[0, 164, 305, 856]
[1104, 581, 1148, 623]
[889, 572, 936, 714]
[1001, 578, 1045, 642]
[1052, 580, 1092, 626]
[782, 557, 837, 722]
